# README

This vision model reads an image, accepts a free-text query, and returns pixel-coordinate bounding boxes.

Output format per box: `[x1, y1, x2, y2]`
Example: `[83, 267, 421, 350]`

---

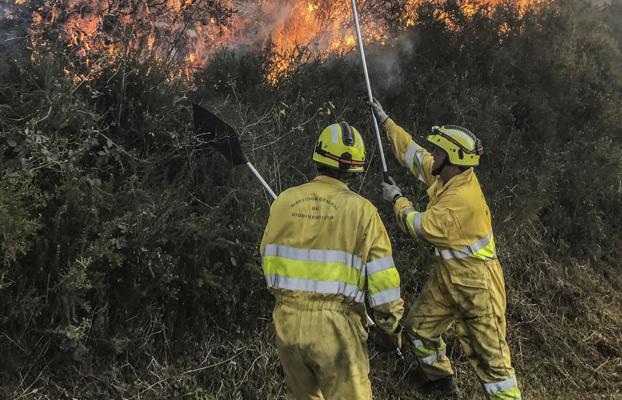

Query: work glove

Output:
[367, 98, 389, 125]
[374, 325, 403, 354]
[382, 176, 402, 204]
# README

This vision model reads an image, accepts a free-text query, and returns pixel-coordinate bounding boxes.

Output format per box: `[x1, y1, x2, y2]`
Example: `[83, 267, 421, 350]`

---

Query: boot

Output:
[418, 376, 458, 398]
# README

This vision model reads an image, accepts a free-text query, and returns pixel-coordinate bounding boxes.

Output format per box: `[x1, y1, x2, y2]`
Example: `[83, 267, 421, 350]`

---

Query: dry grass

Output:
[3, 253, 620, 400]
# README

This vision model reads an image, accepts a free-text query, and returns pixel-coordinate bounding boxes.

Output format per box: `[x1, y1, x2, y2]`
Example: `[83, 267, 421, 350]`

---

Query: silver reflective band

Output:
[263, 244, 363, 270]
[419, 350, 446, 365]
[401, 208, 422, 238]
[355, 130, 364, 149]
[412, 212, 423, 237]
[403, 143, 427, 183]
[368, 287, 401, 307]
[414, 150, 426, 183]
[434, 231, 496, 260]
[330, 124, 340, 144]
[412, 339, 446, 365]
[265, 275, 365, 303]
[401, 207, 415, 222]
[403, 143, 418, 169]
[365, 256, 395, 275]
[402, 208, 417, 237]
[483, 376, 518, 394]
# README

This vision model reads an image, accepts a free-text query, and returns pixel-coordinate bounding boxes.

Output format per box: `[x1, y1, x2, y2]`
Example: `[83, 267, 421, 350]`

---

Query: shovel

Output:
[192, 103, 277, 200]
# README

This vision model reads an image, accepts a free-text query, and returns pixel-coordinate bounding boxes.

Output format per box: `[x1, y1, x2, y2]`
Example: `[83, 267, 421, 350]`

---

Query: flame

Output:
[16, 0, 545, 84]
[262, 1, 388, 82]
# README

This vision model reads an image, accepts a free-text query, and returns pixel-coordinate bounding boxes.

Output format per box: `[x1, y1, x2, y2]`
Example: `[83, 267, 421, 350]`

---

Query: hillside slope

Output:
[0, 0, 620, 399]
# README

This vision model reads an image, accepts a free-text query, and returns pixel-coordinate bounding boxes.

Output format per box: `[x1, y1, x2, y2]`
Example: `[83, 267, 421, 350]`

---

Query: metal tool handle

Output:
[246, 162, 277, 200]
[351, 0, 389, 176]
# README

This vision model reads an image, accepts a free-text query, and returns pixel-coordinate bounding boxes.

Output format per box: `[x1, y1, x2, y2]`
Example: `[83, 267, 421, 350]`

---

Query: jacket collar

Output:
[433, 168, 475, 196]
[313, 175, 350, 190]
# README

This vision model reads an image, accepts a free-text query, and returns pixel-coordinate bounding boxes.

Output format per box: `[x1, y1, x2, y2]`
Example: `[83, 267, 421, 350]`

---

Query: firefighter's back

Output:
[260, 174, 377, 400]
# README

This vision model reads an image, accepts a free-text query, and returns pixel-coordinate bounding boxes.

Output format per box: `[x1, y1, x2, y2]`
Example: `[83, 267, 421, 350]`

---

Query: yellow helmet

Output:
[313, 122, 367, 173]
[426, 125, 483, 167]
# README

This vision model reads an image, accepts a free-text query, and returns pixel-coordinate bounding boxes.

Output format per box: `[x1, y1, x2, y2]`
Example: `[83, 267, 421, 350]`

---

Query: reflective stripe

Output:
[412, 338, 447, 365]
[489, 388, 522, 400]
[355, 130, 363, 149]
[401, 207, 414, 222]
[263, 256, 360, 287]
[368, 267, 400, 293]
[263, 244, 362, 270]
[367, 287, 400, 307]
[414, 150, 426, 183]
[263, 245, 364, 297]
[434, 231, 496, 261]
[405, 211, 416, 237]
[412, 212, 423, 237]
[365, 256, 395, 275]
[263, 245, 398, 305]
[330, 124, 340, 144]
[403, 143, 427, 183]
[420, 351, 445, 365]
[404, 210, 423, 238]
[401, 208, 414, 237]
[484, 376, 518, 394]
[265, 275, 365, 303]
[403, 143, 418, 169]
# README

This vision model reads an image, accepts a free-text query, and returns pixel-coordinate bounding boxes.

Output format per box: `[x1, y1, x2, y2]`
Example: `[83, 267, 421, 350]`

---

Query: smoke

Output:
[216, 1, 297, 50]
[3, 0, 399, 81]
[229, 0, 418, 89]
[366, 30, 419, 92]
[225, 0, 356, 53]
[6, 0, 536, 87]
[0, 0, 29, 73]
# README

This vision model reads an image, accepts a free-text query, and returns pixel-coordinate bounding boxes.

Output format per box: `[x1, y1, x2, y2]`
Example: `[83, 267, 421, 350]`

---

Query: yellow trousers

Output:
[272, 295, 372, 400]
[405, 260, 522, 400]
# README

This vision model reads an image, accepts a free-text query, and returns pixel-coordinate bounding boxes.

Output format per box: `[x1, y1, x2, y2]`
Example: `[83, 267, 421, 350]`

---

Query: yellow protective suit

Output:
[384, 119, 522, 400]
[260, 175, 404, 400]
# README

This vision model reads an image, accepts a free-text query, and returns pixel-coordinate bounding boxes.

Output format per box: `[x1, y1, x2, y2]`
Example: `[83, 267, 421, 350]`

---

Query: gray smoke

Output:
[0, 0, 30, 70]
[366, 30, 419, 92]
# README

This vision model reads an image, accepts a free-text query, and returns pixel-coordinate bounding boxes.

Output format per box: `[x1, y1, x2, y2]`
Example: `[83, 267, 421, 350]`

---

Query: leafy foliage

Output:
[0, 0, 621, 398]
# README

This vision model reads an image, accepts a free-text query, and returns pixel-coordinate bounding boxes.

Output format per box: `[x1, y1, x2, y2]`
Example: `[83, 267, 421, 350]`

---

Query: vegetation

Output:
[0, 0, 620, 398]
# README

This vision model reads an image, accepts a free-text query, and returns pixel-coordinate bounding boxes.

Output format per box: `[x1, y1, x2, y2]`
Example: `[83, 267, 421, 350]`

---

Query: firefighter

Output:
[368, 99, 522, 399]
[260, 122, 404, 399]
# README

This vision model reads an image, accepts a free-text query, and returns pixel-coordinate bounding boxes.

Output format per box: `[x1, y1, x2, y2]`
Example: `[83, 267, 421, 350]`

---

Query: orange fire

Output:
[16, 0, 545, 84]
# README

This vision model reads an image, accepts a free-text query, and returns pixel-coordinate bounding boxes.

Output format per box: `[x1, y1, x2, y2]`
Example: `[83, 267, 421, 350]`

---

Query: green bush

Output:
[0, 0, 620, 398]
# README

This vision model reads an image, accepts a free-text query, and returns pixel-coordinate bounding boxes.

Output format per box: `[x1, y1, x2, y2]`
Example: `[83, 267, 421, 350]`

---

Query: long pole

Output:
[246, 162, 277, 200]
[351, 0, 389, 181]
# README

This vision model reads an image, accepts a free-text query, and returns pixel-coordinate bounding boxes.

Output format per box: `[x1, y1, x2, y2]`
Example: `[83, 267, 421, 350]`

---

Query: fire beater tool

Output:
[192, 103, 376, 327]
[192, 103, 277, 200]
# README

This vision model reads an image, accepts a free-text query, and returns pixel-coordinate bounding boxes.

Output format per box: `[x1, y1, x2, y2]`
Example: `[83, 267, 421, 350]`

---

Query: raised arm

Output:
[368, 99, 435, 187]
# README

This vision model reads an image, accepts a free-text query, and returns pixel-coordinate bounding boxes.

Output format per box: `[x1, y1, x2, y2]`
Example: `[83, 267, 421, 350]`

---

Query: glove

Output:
[392, 195, 414, 234]
[374, 325, 403, 353]
[367, 98, 389, 124]
[382, 176, 402, 203]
